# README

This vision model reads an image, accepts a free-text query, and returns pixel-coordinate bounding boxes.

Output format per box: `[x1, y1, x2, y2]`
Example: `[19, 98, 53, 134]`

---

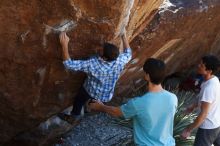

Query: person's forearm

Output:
[121, 35, 130, 50]
[62, 45, 70, 61]
[100, 105, 123, 117]
[59, 32, 70, 60]
[187, 103, 199, 113]
[187, 112, 207, 131]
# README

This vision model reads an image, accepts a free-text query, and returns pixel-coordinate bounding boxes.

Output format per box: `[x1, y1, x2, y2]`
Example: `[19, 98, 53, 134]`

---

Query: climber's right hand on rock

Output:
[59, 32, 69, 48]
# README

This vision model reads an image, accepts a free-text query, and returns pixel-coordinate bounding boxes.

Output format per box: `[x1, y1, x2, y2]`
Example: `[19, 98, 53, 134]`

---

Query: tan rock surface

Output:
[0, 0, 163, 143]
[117, 0, 220, 96]
[1, 0, 220, 144]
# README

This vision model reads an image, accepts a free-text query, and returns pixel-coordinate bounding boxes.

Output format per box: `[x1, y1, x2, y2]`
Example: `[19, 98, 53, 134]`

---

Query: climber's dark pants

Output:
[71, 87, 93, 116]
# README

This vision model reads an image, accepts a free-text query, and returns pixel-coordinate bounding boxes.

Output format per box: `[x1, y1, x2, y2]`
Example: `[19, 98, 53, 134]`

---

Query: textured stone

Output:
[0, 0, 162, 144]
[52, 113, 132, 146]
[1, 0, 220, 144]
[116, 0, 220, 97]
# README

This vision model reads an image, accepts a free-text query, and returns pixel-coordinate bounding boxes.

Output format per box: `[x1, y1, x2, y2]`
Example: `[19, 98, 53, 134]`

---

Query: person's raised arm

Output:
[118, 31, 132, 64]
[121, 33, 130, 52]
[59, 32, 91, 73]
[59, 32, 70, 61]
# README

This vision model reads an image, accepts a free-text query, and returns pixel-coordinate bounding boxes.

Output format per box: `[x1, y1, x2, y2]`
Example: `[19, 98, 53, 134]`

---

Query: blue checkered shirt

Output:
[63, 48, 132, 102]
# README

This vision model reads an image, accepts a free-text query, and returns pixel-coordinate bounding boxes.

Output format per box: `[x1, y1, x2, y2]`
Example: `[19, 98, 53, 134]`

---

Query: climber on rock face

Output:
[58, 31, 132, 125]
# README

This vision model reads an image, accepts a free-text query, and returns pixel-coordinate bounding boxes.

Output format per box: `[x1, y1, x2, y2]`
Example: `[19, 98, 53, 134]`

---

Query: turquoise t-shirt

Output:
[120, 90, 177, 146]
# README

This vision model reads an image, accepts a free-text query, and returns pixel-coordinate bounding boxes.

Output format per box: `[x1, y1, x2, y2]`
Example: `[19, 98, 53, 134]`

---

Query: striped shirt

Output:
[63, 48, 132, 102]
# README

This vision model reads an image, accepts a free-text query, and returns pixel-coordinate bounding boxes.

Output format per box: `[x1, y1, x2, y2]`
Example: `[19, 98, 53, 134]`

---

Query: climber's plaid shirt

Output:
[63, 48, 132, 102]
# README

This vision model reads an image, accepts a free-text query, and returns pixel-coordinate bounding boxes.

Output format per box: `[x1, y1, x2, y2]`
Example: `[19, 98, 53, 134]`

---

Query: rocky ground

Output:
[53, 113, 133, 146]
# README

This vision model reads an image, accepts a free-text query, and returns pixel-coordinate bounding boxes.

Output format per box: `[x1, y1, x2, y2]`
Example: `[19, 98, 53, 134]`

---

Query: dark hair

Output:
[143, 58, 166, 84]
[103, 42, 119, 61]
[202, 55, 220, 74]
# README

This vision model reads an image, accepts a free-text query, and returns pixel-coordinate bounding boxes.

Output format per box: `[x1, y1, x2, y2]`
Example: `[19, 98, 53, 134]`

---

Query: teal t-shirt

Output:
[120, 90, 177, 146]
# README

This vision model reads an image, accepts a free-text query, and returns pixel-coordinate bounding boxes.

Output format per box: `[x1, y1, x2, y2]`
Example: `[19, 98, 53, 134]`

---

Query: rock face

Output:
[0, 0, 162, 144]
[116, 0, 220, 97]
[1, 0, 220, 144]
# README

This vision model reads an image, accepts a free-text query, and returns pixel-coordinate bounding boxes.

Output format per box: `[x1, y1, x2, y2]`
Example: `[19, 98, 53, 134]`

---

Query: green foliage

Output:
[112, 88, 198, 146]
[173, 89, 197, 146]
